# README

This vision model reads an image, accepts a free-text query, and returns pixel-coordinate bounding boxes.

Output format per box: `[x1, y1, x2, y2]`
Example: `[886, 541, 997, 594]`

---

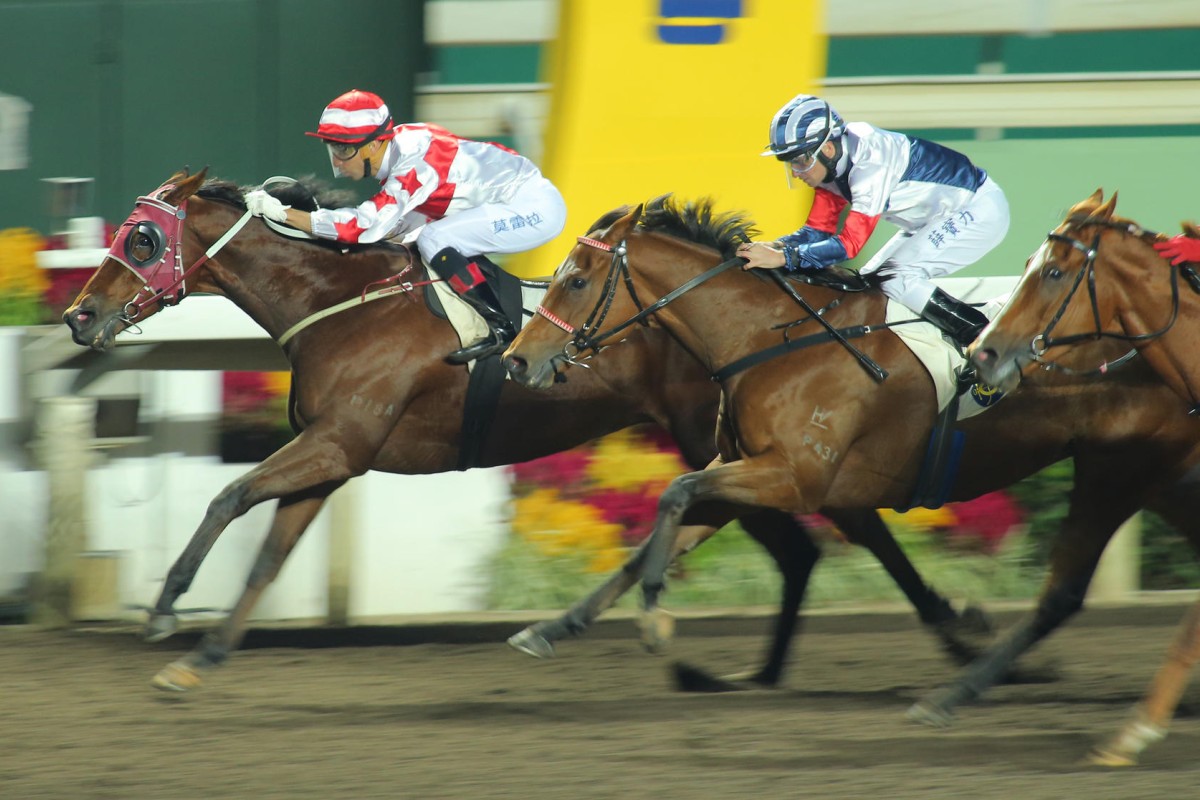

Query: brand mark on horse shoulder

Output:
[809, 406, 833, 430]
[349, 394, 395, 418]
[801, 433, 839, 463]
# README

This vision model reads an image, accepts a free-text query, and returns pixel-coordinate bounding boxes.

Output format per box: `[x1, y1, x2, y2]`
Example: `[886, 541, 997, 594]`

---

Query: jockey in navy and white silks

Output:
[244, 89, 567, 364]
[737, 93, 1010, 349]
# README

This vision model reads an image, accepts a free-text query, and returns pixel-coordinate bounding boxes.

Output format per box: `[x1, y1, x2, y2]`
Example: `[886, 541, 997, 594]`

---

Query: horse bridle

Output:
[1029, 216, 1176, 376]
[106, 184, 253, 323]
[535, 235, 743, 367]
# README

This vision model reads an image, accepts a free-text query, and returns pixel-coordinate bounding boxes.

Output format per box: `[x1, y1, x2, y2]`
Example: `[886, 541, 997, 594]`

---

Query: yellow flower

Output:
[262, 371, 292, 398]
[0, 228, 48, 297]
[880, 505, 957, 531]
[511, 488, 627, 562]
[586, 429, 688, 491]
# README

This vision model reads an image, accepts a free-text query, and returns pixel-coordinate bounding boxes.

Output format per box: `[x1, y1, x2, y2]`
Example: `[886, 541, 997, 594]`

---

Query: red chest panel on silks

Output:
[106, 184, 188, 305]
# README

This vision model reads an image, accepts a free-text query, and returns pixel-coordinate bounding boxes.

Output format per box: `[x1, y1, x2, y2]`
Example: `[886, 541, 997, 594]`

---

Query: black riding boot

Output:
[921, 288, 991, 391]
[919, 288, 989, 349]
[429, 247, 516, 364]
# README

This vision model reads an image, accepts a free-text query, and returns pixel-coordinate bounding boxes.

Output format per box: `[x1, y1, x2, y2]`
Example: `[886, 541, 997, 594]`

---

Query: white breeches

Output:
[859, 177, 1010, 311]
[416, 177, 568, 264]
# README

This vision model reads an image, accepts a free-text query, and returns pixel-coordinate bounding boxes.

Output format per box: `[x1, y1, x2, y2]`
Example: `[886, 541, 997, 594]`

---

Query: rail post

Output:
[31, 395, 96, 627]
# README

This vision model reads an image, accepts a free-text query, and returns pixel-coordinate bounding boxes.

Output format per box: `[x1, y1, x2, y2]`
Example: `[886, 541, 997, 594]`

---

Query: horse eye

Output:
[1043, 264, 1063, 281]
[569, 277, 587, 290]
[131, 232, 155, 260]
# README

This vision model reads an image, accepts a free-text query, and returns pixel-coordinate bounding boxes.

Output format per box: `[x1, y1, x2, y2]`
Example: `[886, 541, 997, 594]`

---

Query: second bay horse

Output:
[62, 170, 982, 693]
[503, 194, 1200, 759]
[971, 190, 1200, 765]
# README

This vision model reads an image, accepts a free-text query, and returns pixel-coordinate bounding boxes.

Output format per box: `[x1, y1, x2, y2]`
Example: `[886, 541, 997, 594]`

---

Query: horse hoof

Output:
[638, 608, 675, 654]
[151, 661, 203, 693]
[144, 612, 178, 643]
[1083, 746, 1136, 768]
[906, 699, 955, 728]
[508, 628, 556, 659]
[957, 603, 994, 635]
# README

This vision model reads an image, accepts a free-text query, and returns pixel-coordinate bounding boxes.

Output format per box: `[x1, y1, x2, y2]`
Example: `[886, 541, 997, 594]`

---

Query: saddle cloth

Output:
[887, 281, 1011, 420]
[430, 277, 548, 373]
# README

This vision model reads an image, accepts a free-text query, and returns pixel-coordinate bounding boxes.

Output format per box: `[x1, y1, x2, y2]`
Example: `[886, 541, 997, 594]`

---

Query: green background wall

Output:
[0, 0, 425, 233]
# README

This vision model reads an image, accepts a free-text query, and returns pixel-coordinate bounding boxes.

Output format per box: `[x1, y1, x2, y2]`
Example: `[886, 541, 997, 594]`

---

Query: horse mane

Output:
[637, 194, 759, 259]
[196, 175, 358, 213]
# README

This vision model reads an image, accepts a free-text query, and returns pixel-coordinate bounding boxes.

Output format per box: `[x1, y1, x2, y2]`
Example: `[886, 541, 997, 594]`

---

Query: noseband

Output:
[1030, 217, 1176, 376]
[535, 235, 743, 367]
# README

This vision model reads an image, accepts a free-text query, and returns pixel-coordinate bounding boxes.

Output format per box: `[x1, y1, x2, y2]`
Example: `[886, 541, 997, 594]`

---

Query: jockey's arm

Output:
[738, 188, 881, 271]
[282, 208, 314, 234]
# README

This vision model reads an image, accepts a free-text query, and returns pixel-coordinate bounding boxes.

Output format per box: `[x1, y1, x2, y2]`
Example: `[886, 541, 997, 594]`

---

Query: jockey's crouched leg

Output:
[429, 247, 516, 364]
[920, 287, 991, 391]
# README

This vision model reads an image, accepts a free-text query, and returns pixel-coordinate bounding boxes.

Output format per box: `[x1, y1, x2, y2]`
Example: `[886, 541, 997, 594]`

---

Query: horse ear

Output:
[1087, 188, 1104, 205]
[162, 167, 209, 205]
[607, 204, 643, 239]
[1095, 190, 1118, 219]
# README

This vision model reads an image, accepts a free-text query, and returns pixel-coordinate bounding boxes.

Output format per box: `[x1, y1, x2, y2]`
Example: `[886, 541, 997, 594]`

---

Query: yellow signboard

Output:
[511, 0, 826, 277]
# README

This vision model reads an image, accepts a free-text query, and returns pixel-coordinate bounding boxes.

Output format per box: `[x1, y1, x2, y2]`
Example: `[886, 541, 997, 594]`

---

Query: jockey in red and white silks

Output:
[308, 122, 566, 266]
[242, 88, 568, 363]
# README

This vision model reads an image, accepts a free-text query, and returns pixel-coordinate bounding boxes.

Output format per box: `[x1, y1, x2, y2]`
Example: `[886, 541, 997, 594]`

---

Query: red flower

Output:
[948, 491, 1024, 551]
[508, 449, 593, 490]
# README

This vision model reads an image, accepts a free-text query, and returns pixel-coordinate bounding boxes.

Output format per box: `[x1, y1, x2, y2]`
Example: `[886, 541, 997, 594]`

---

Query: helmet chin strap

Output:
[362, 158, 374, 179]
[818, 139, 843, 182]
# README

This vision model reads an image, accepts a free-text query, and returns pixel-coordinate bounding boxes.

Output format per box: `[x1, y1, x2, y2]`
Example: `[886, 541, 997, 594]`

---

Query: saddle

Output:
[786, 265, 871, 293]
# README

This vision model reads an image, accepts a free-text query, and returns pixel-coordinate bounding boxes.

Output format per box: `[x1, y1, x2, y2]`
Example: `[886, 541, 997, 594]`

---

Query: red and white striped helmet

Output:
[305, 89, 396, 143]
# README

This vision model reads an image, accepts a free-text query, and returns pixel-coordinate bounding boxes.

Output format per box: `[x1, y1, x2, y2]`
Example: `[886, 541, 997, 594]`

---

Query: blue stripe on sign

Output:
[658, 24, 726, 45]
[661, 0, 742, 17]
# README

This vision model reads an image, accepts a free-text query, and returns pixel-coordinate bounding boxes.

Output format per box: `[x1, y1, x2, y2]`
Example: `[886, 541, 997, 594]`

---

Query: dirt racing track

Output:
[3, 601, 1200, 799]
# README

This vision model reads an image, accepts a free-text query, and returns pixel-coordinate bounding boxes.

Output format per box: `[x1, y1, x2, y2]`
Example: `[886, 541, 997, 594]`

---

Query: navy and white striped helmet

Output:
[761, 94, 846, 161]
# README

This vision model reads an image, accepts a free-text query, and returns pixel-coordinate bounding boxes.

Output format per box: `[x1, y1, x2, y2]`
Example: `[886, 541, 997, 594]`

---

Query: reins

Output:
[541, 233, 891, 383]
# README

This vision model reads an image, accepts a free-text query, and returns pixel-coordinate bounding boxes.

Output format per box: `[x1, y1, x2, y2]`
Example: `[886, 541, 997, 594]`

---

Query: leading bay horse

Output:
[971, 189, 1200, 765]
[502, 194, 1200, 756]
[62, 169, 981, 693]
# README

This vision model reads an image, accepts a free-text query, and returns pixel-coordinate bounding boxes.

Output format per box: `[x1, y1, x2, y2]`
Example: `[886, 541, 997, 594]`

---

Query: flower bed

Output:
[488, 426, 1040, 610]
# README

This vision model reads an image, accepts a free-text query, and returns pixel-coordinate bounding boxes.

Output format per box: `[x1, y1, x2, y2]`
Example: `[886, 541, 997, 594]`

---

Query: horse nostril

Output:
[503, 355, 527, 376]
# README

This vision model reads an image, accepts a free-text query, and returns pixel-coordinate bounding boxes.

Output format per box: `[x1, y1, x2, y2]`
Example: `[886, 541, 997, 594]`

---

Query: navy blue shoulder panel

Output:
[900, 136, 986, 191]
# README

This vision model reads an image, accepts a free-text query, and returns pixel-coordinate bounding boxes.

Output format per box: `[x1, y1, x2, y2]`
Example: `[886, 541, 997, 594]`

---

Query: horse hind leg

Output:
[508, 524, 715, 659]
[151, 487, 336, 692]
[828, 508, 994, 664]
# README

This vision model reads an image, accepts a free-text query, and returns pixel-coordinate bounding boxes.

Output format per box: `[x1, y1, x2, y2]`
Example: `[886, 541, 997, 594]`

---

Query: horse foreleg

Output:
[736, 510, 821, 686]
[908, 489, 1138, 727]
[1086, 600, 1200, 766]
[1088, 484, 1200, 765]
[145, 431, 368, 642]
[151, 488, 335, 692]
[508, 524, 715, 659]
[640, 458, 799, 652]
[828, 507, 994, 664]
[144, 475, 262, 642]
